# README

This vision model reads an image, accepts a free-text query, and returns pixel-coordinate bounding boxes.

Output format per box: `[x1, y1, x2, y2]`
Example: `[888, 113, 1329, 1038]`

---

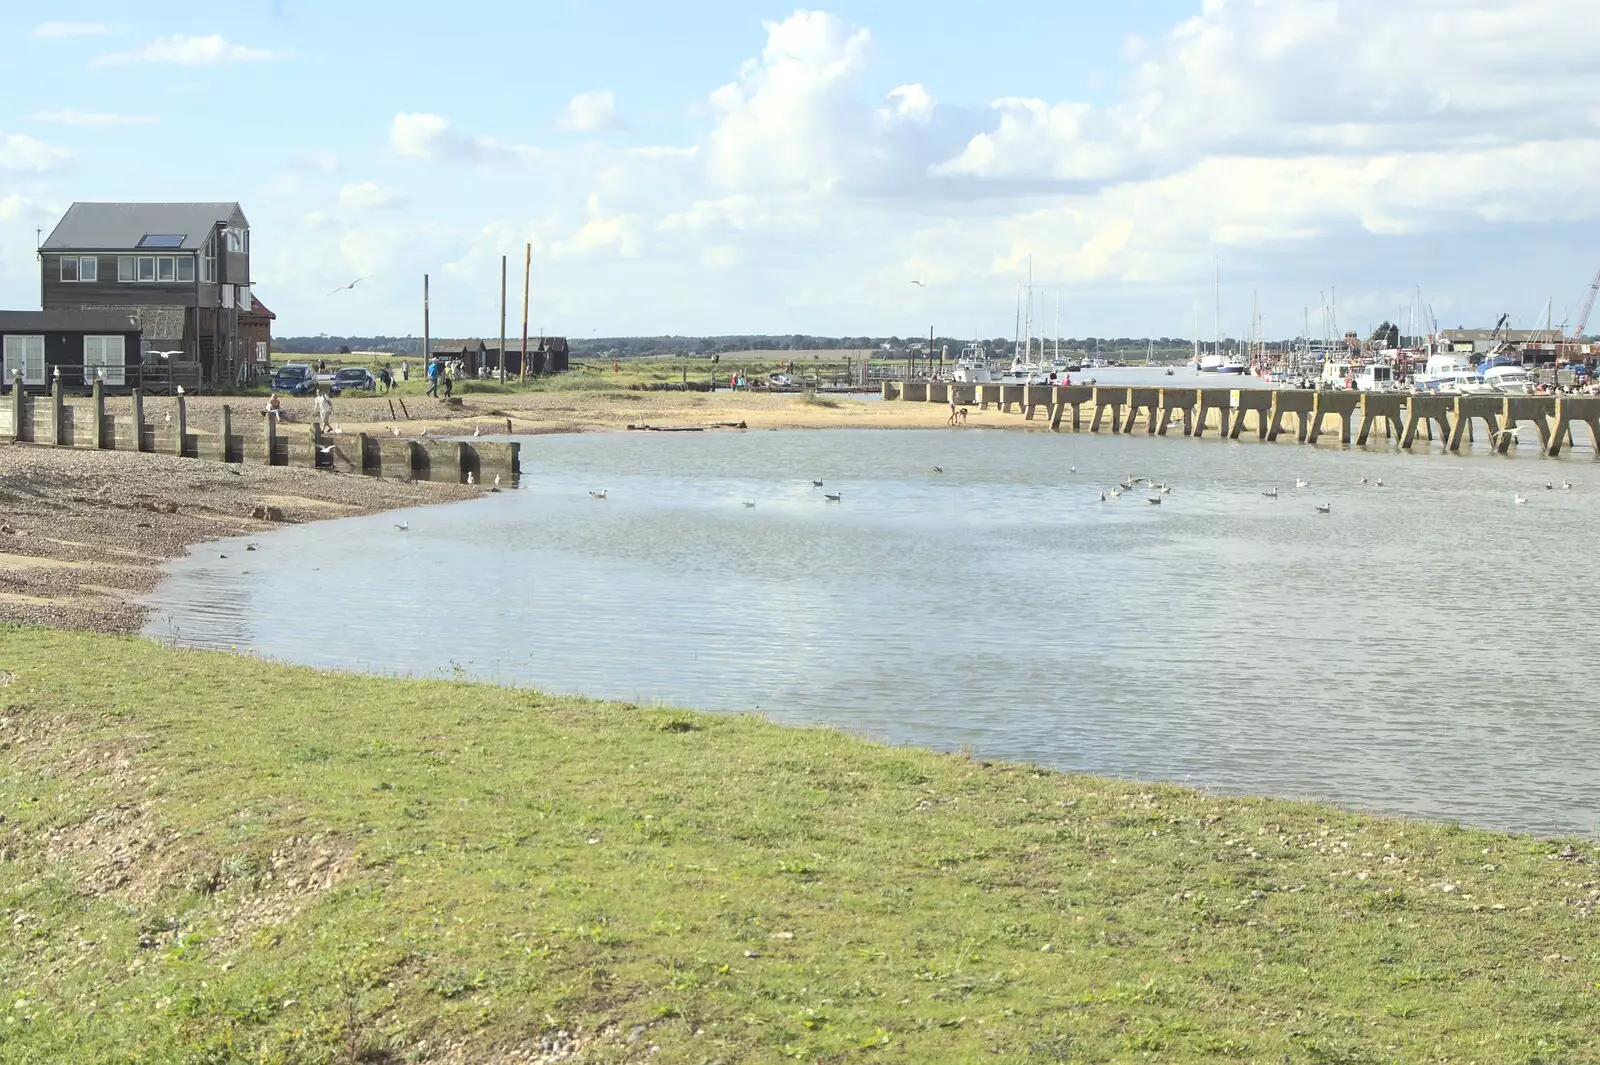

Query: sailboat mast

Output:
[1054, 289, 1060, 362]
[1214, 259, 1221, 359]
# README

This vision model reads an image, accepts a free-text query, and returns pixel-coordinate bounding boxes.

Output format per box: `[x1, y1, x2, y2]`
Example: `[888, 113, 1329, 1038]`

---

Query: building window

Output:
[84, 335, 126, 386]
[59, 256, 98, 281]
[226, 226, 248, 253]
[138, 257, 155, 281]
[3, 335, 46, 386]
[118, 256, 135, 282]
[202, 234, 216, 283]
[157, 256, 176, 282]
[177, 256, 194, 283]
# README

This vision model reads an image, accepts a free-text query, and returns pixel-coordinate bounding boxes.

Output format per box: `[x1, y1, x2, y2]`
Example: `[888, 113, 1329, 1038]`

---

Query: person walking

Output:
[314, 389, 333, 432]
[441, 368, 454, 399]
[426, 358, 440, 397]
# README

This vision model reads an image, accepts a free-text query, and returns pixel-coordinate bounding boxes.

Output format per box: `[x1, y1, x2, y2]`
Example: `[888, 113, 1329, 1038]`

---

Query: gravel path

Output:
[0, 445, 480, 634]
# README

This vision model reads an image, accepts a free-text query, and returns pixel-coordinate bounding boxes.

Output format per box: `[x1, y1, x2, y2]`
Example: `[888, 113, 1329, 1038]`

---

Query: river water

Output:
[144, 424, 1600, 836]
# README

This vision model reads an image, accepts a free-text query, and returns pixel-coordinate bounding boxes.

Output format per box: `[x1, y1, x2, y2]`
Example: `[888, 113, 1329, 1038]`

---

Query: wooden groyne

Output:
[1, 379, 518, 483]
[888, 382, 1600, 457]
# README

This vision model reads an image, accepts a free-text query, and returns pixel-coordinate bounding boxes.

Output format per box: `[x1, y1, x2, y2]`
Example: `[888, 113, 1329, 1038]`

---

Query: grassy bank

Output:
[0, 628, 1594, 1063]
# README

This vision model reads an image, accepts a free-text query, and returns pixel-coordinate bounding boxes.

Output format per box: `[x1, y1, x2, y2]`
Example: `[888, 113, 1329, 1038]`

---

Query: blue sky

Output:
[3, 0, 1598, 341]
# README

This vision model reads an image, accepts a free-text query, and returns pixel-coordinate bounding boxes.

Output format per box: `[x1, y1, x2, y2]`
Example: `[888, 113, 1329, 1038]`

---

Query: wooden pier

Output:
[888, 382, 1600, 457]
[0, 379, 518, 483]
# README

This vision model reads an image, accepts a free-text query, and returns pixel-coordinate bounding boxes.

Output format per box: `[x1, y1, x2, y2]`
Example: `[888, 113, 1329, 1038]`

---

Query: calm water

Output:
[145, 428, 1600, 836]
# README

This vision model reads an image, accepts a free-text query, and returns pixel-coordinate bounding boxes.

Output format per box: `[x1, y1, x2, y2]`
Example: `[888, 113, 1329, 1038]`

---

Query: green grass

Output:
[0, 628, 1596, 1063]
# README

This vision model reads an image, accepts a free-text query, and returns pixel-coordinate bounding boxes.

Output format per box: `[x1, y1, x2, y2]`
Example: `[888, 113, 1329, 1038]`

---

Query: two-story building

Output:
[38, 202, 269, 389]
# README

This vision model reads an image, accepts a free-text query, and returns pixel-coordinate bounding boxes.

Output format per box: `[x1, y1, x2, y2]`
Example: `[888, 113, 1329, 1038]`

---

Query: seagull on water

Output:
[742, 500, 756, 508]
[1315, 503, 1332, 514]
[1161, 484, 1173, 494]
[1147, 496, 1162, 505]
[1376, 478, 1384, 487]
[1262, 487, 1279, 498]
[246, 543, 259, 552]
[1546, 481, 1555, 490]
[1098, 490, 1107, 502]
[395, 521, 409, 531]
[1514, 494, 1528, 505]
[1295, 478, 1311, 489]
[1360, 476, 1369, 485]
[328, 276, 371, 296]
[589, 489, 608, 500]
[1069, 465, 1077, 474]
[932, 465, 944, 473]
[1563, 479, 1573, 489]
[1110, 487, 1123, 498]
[824, 492, 842, 502]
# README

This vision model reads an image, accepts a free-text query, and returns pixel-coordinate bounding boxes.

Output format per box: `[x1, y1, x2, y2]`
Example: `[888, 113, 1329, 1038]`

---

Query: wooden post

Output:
[91, 377, 105, 448]
[261, 410, 277, 465]
[9, 373, 22, 442]
[423, 273, 431, 370]
[499, 254, 507, 385]
[220, 404, 233, 462]
[131, 388, 145, 452]
[50, 375, 64, 446]
[520, 243, 531, 381]
[173, 395, 186, 456]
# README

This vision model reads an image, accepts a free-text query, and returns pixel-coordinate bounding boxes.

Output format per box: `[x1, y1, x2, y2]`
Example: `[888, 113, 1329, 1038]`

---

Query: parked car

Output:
[269, 363, 319, 396]
[329, 367, 376, 395]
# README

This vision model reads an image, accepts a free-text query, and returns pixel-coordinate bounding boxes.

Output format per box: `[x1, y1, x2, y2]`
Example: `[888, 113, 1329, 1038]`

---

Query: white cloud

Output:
[96, 34, 282, 67]
[559, 90, 623, 132]
[339, 181, 409, 212]
[390, 112, 527, 164]
[0, 133, 73, 172]
[32, 21, 111, 38]
[31, 110, 157, 128]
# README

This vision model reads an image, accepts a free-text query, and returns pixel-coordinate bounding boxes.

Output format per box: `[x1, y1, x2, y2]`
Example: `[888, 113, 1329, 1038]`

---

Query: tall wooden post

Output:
[520, 243, 531, 382]
[50, 375, 64, 447]
[172, 395, 186, 456]
[499, 254, 507, 385]
[9, 373, 22, 442]
[130, 388, 144, 452]
[91, 376, 105, 448]
[219, 404, 233, 462]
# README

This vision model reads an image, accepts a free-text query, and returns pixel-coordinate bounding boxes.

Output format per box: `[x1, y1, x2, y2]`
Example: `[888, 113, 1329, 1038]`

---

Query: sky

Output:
[3, 0, 1600, 342]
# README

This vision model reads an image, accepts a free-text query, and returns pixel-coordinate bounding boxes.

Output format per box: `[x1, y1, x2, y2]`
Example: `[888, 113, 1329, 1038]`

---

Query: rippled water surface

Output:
[145, 427, 1600, 835]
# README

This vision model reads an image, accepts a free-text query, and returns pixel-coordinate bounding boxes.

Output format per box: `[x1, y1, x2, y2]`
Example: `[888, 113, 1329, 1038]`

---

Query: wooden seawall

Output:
[0, 380, 519, 483]
[885, 382, 1600, 458]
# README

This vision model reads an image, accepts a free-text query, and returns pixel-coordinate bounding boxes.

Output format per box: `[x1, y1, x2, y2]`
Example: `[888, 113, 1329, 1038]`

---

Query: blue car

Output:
[330, 367, 376, 395]
[270, 363, 319, 396]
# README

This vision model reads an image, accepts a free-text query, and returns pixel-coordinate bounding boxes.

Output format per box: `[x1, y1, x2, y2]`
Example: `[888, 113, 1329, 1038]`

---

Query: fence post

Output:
[172, 395, 186, 456]
[92, 376, 106, 448]
[219, 405, 233, 463]
[130, 388, 145, 452]
[51, 376, 65, 446]
[9, 373, 21, 443]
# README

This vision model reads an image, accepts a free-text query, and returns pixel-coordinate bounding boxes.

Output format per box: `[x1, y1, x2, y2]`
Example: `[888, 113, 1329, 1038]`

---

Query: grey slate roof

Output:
[0, 310, 143, 333]
[41, 202, 247, 252]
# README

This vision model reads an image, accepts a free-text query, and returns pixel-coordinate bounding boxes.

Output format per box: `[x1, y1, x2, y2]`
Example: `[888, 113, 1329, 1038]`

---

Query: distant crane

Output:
[1572, 266, 1600, 342]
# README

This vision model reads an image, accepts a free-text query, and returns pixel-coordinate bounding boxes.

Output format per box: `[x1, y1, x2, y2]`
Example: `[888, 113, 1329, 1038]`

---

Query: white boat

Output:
[952, 343, 992, 384]
[1354, 363, 1398, 392]
[1216, 354, 1247, 375]
[1320, 359, 1357, 389]
[1198, 353, 1223, 373]
[1483, 364, 1536, 394]
[1414, 353, 1493, 394]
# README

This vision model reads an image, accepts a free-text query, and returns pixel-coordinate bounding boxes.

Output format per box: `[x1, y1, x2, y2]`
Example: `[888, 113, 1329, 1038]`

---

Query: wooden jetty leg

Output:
[1049, 399, 1065, 432]
[1089, 401, 1105, 433]
[1339, 412, 1353, 446]
[1401, 406, 1421, 450]
[1496, 417, 1516, 454]
[1155, 405, 1172, 435]
[1191, 399, 1207, 438]
[1356, 410, 1374, 447]
[1446, 413, 1466, 452]
[1266, 406, 1285, 443]
[1181, 406, 1193, 436]
[1119, 402, 1137, 435]
[1305, 410, 1324, 444]
[1227, 405, 1244, 439]
[1586, 418, 1600, 459]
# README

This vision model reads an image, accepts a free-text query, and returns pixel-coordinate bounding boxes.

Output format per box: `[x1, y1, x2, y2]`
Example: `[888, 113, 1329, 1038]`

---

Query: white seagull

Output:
[395, 521, 409, 531]
[1295, 478, 1311, 489]
[1514, 494, 1528, 505]
[1315, 503, 1332, 514]
[1262, 488, 1279, 498]
[328, 276, 371, 296]
[824, 492, 842, 502]
[589, 489, 608, 499]
[910, 277, 926, 287]
[316, 444, 335, 454]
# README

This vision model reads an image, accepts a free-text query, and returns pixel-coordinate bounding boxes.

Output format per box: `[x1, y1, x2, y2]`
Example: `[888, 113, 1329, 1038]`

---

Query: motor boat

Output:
[1483, 364, 1536, 394]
